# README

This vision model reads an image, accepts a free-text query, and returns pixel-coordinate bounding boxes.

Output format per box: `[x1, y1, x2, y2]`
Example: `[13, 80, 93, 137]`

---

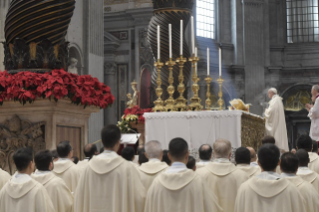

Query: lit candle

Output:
[169, 24, 172, 58]
[180, 20, 183, 56]
[157, 25, 160, 60]
[191, 16, 195, 55]
[195, 47, 198, 74]
[207, 48, 210, 76]
[219, 47, 222, 77]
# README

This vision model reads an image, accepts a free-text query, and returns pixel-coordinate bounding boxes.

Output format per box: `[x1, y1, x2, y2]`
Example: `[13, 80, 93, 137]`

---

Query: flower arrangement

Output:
[0, 69, 115, 108]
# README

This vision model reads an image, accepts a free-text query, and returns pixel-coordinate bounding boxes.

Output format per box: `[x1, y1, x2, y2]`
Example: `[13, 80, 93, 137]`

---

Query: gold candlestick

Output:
[217, 76, 225, 110]
[165, 58, 176, 111]
[189, 54, 202, 111]
[175, 55, 187, 111]
[153, 59, 165, 112]
[205, 75, 212, 110]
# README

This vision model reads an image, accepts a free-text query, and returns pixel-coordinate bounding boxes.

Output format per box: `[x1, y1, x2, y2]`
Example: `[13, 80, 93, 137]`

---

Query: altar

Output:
[144, 110, 265, 158]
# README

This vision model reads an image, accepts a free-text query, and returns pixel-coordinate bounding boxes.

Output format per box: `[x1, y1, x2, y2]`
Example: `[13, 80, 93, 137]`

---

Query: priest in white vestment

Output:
[144, 137, 222, 212]
[77, 143, 98, 171]
[264, 88, 289, 152]
[138, 140, 168, 191]
[280, 152, 319, 212]
[235, 147, 260, 178]
[53, 140, 81, 192]
[296, 149, 319, 193]
[74, 125, 145, 212]
[306, 85, 319, 143]
[32, 150, 74, 212]
[0, 168, 11, 190]
[234, 144, 306, 212]
[297, 134, 319, 174]
[197, 139, 248, 212]
[247, 147, 258, 167]
[196, 144, 212, 169]
[0, 148, 55, 212]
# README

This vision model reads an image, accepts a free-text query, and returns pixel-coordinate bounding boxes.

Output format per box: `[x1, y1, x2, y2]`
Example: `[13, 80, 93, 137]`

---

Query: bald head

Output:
[213, 139, 232, 159]
[145, 140, 163, 160]
[84, 143, 98, 159]
[247, 147, 257, 162]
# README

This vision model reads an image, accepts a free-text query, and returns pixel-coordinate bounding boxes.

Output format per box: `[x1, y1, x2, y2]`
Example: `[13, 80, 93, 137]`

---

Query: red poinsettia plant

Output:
[123, 106, 152, 123]
[0, 69, 115, 108]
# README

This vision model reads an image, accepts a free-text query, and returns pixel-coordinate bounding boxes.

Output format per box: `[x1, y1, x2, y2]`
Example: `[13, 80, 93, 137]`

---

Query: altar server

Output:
[77, 143, 98, 170]
[234, 144, 306, 212]
[297, 135, 319, 174]
[32, 150, 73, 212]
[144, 138, 222, 212]
[74, 125, 145, 212]
[265, 88, 289, 152]
[280, 152, 319, 212]
[138, 140, 168, 191]
[0, 148, 55, 212]
[235, 147, 260, 178]
[196, 144, 212, 169]
[306, 85, 319, 143]
[197, 139, 248, 212]
[0, 168, 11, 190]
[296, 149, 319, 193]
[53, 140, 81, 192]
[247, 147, 258, 167]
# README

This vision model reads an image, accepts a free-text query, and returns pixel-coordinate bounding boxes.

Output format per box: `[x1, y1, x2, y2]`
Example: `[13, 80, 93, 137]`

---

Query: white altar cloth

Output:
[144, 110, 262, 151]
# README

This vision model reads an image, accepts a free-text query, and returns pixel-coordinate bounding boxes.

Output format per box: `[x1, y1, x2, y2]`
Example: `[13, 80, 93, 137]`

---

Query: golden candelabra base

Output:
[165, 58, 176, 112]
[205, 75, 212, 110]
[153, 59, 165, 112]
[175, 55, 187, 111]
[217, 76, 225, 110]
[189, 54, 202, 111]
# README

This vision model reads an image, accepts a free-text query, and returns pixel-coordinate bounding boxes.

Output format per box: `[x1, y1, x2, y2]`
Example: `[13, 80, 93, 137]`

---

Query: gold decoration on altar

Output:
[165, 58, 177, 111]
[284, 90, 312, 111]
[175, 56, 187, 111]
[189, 54, 202, 111]
[126, 80, 138, 108]
[153, 60, 165, 112]
[241, 113, 265, 151]
[229, 99, 251, 112]
[205, 76, 213, 110]
[217, 76, 225, 110]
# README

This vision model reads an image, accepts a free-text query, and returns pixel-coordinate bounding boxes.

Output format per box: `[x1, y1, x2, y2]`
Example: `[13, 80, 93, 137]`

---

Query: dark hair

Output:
[121, 146, 135, 161]
[262, 136, 276, 144]
[312, 140, 318, 153]
[72, 156, 79, 164]
[187, 155, 196, 170]
[84, 144, 98, 159]
[57, 140, 72, 158]
[235, 147, 251, 165]
[198, 144, 212, 161]
[13, 147, 34, 171]
[35, 150, 52, 171]
[280, 152, 299, 173]
[162, 150, 171, 165]
[258, 144, 280, 171]
[101, 125, 121, 148]
[100, 147, 104, 154]
[138, 148, 148, 165]
[297, 135, 313, 152]
[169, 137, 188, 160]
[295, 149, 310, 167]
[51, 150, 59, 159]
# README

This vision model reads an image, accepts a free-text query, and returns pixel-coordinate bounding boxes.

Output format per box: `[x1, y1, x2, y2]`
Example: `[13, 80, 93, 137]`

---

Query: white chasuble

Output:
[0, 178, 55, 212]
[236, 164, 261, 178]
[308, 97, 319, 141]
[144, 169, 222, 212]
[0, 168, 11, 190]
[74, 155, 145, 212]
[297, 170, 319, 193]
[234, 177, 306, 212]
[32, 171, 74, 212]
[308, 152, 319, 174]
[197, 162, 249, 212]
[53, 159, 81, 192]
[265, 95, 289, 151]
[77, 159, 89, 170]
[138, 160, 168, 192]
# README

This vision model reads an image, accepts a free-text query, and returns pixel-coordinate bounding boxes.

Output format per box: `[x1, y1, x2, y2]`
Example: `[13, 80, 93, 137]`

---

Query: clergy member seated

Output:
[297, 134, 319, 174]
[144, 138, 222, 212]
[247, 147, 258, 167]
[138, 140, 168, 191]
[77, 143, 98, 170]
[280, 152, 319, 212]
[197, 139, 248, 212]
[32, 150, 73, 212]
[162, 149, 171, 166]
[187, 155, 196, 171]
[296, 149, 319, 193]
[74, 125, 145, 212]
[0, 167, 11, 190]
[122, 146, 139, 168]
[196, 144, 212, 169]
[234, 144, 306, 212]
[0, 148, 55, 212]
[53, 140, 81, 192]
[235, 147, 260, 178]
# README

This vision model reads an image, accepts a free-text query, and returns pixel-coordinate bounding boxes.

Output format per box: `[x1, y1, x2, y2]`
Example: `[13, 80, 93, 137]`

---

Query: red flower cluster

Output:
[124, 106, 152, 123]
[0, 69, 115, 108]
